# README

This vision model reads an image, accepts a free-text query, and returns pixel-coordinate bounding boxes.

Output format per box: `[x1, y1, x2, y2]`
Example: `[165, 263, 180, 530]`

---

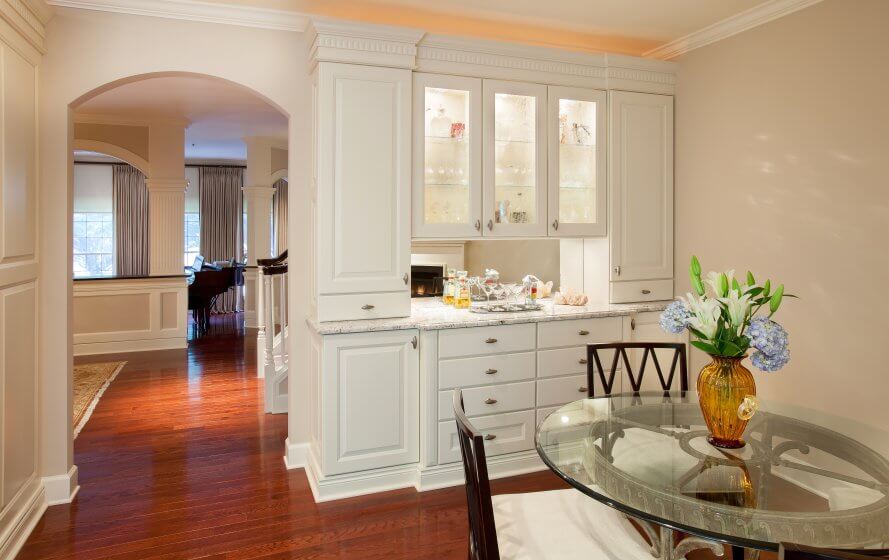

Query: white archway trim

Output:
[73, 139, 151, 176]
[270, 169, 288, 184]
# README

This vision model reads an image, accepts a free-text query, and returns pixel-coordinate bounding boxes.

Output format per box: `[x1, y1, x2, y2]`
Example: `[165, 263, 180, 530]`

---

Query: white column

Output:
[146, 179, 187, 275]
[243, 185, 275, 265]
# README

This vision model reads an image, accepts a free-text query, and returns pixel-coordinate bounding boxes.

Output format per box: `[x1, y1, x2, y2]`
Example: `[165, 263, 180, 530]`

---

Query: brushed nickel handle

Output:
[552, 219, 559, 231]
[485, 338, 497, 344]
[361, 304, 375, 310]
[484, 398, 497, 405]
[403, 273, 409, 285]
[578, 329, 589, 336]
[579, 386, 588, 393]
[484, 434, 497, 441]
[475, 219, 481, 231]
[485, 368, 498, 375]
[578, 358, 588, 364]
[613, 266, 621, 276]
[641, 289, 651, 295]
[631, 317, 636, 331]
[487, 219, 494, 231]
[411, 336, 417, 349]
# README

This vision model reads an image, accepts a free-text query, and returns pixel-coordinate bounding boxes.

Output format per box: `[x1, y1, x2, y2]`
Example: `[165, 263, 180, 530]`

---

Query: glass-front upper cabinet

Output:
[547, 86, 607, 236]
[412, 73, 482, 238]
[483, 80, 547, 237]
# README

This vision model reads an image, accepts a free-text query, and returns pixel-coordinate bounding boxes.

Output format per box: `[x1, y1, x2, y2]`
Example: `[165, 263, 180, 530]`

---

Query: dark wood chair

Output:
[779, 543, 889, 559]
[586, 342, 688, 398]
[453, 389, 657, 560]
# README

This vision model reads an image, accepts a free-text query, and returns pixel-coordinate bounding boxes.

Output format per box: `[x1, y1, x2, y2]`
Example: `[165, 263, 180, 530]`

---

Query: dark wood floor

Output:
[20, 313, 765, 559]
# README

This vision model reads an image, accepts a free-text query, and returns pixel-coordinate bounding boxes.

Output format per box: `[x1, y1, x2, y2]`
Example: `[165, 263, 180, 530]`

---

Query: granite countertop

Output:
[308, 297, 671, 335]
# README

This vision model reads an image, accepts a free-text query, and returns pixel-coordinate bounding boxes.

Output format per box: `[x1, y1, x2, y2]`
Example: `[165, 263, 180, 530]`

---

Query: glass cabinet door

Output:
[483, 80, 547, 237]
[412, 73, 482, 238]
[548, 86, 607, 237]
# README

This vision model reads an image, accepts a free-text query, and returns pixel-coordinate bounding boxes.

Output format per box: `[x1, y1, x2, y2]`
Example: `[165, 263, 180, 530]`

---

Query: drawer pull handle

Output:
[641, 289, 651, 295]
[578, 330, 590, 336]
[485, 368, 498, 375]
[403, 273, 409, 285]
[411, 336, 418, 349]
[485, 338, 498, 344]
[579, 386, 588, 393]
[484, 398, 498, 405]
[578, 358, 588, 365]
[484, 434, 497, 441]
[361, 304, 375, 310]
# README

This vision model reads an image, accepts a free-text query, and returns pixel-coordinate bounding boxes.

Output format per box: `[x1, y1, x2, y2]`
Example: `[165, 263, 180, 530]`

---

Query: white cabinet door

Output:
[547, 86, 607, 237]
[609, 91, 674, 282]
[483, 79, 547, 237]
[316, 63, 411, 295]
[322, 330, 419, 475]
[412, 73, 483, 238]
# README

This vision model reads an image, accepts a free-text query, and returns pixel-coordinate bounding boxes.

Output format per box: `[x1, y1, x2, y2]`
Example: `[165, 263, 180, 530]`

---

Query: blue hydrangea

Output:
[751, 347, 790, 372]
[659, 300, 690, 334]
[746, 317, 788, 357]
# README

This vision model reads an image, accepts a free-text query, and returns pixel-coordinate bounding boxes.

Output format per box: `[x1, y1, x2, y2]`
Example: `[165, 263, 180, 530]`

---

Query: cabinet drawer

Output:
[537, 317, 622, 349]
[439, 381, 535, 421]
[439, 324, 536, 359]
[438, 410, 535, 464]
[537, 374, 588, 408]
[610, 279, 673, 303]
[537, 406, 559, 427]
[439, 352, 535, 389]
[317, 292, 410, 322]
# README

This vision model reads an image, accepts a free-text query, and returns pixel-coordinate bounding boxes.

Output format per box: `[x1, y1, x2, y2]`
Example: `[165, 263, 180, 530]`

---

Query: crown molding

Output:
[45, 0, 308, 32]
[0, 0, 50, 54]
[307, 17, 426, 70]
[644, 0, 824, 60]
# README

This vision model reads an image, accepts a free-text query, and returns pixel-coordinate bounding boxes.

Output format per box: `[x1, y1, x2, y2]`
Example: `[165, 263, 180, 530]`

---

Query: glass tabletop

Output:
[535, 391, 889, 551]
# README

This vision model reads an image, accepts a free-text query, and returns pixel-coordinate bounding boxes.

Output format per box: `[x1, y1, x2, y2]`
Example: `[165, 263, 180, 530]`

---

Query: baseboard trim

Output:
[74, 337, 186, 356]
[419, 451, 546, 491]
[0, 478, 47, 560]
[43, 465, 80, 505]
[283, 438, 309, 469]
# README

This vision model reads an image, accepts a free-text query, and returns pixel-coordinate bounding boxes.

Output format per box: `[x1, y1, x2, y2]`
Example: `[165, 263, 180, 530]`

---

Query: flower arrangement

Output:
[660, 256, 793, 372]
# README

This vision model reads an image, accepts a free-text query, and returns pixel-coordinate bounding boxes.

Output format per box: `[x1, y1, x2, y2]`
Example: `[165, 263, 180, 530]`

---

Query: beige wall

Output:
[675, 0, 889, 427]
[464, 239, 560, 285]
[73, 122, 149, 161]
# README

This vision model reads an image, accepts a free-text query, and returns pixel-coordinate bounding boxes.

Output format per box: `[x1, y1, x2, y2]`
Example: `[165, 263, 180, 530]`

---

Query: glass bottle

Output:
[442, 268, 456, 306]
[430, 106, 452, 138]
[455, 276, 471, 309]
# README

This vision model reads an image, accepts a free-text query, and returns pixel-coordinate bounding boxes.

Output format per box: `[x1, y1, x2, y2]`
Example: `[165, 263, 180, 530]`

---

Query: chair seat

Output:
[492, 489, 655, 560]
[610, 427, 700, 487]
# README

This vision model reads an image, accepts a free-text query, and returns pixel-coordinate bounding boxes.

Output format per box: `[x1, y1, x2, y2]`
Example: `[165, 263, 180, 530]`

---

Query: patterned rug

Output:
[73, 361, 126, 438]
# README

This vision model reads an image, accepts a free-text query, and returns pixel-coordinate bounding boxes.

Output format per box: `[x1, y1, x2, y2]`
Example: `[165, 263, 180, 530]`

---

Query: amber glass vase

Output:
[697, 355, 756, 449]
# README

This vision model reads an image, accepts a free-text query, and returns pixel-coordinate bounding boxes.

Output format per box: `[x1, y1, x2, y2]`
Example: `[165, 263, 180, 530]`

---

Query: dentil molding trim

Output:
[307, 18, 425, 70]
[45, 0, 308, 31]
[0, 0, 49, 54]
[644, 0, 825, 60]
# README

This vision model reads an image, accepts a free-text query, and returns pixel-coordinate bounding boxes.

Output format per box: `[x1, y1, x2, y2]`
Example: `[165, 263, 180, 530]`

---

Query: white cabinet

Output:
[547, 86, 607, 237]
[315, 63, 411, 320]
[412, 73, 483, 238]
[321, 330, 420, 475]
[483, 79, 548, 237]
[609, 91, 674, 301]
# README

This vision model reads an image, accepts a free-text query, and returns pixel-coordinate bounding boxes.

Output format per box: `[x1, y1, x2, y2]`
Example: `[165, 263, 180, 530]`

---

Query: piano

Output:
[187, 255, 244, 336]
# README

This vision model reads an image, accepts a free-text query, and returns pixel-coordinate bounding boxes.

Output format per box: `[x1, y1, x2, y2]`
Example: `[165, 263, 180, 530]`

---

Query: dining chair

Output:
[452, 388, 659, 560]
[779, 542, 889, 559]
[585, 342, 688, 398]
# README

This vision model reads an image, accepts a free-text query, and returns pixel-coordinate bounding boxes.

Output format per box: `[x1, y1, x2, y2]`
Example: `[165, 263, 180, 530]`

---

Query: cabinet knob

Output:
[403, 273, 409, 285]
[579, 386, 588, 393]
[361, 304, 375, 310]
[484, 434, 497, 441]
[631, 317, 636, 331]
[641, 289, 651, 295]
[613, 266, 621, 276]
[578, 358, 588, 365]
[485, 368, 498, 375]
[475, 219, 481, 231]
[487, 219, 494, 231]
[578, 330, 589, 336]
[484, 397, 498, 405]
[552, 219, 559, 231]
[485, 338, 498, 344]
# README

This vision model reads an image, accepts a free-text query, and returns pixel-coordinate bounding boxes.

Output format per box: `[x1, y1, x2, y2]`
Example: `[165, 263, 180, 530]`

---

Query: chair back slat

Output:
[779, 542, 889, 559]
[453, 389, 500, 560]
[586, 342, 688, 397]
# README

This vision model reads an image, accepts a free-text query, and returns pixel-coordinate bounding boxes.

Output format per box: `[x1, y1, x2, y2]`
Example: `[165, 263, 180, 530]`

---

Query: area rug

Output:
[73, 361, 126, 439]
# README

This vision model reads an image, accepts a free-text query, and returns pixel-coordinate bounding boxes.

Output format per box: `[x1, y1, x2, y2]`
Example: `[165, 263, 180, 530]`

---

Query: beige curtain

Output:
[272, 178, 288, 255]
[199, 166, 244, 313]
[112, 164, 149, 277]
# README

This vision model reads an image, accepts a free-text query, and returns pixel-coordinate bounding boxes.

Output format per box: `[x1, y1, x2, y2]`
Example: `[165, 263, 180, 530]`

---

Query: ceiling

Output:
[74, 75, 287, 161]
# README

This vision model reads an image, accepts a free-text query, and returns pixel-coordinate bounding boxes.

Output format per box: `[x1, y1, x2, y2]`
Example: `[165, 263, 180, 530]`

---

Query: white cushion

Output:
[610, 427, 699, 487]
[492, 489, 655, 560]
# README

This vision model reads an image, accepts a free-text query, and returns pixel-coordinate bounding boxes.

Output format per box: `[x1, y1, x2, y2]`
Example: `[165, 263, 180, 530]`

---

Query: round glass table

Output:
[535, 391, 889, 559]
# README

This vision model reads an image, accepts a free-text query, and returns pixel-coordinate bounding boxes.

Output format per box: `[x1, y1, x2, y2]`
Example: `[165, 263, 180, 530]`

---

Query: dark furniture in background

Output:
[586, 341, 688, 397]
[187, 257, 244, 336]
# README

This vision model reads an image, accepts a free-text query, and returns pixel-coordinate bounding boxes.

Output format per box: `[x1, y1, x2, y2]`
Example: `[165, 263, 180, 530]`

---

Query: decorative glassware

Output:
[697, 355, 757, 449]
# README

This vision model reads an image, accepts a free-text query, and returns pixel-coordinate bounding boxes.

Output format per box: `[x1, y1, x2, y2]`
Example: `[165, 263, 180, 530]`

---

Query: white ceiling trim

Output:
[644, 0, 824, 60]
[45, 0, 309, 32]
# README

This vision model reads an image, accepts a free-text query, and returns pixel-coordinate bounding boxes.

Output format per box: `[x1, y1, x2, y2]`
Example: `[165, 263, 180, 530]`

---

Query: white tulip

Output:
[682, 292, 721, 340]
[718, 289, 752, 335]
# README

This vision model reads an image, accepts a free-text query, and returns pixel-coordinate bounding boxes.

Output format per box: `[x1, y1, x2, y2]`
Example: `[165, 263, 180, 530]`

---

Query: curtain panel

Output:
[112, 164, 149, 277]
[272, 178, 288, 255]
[199, 166, 244, 313]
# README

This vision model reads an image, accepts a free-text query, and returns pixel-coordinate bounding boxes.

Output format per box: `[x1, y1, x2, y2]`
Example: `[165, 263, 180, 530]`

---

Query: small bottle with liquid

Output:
[455, 275, 471, 309]
[442, 268, 456, 305]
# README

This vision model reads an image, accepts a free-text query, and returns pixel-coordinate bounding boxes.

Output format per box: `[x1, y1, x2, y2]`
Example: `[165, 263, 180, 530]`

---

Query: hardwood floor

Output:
[19, 314, 768, 559]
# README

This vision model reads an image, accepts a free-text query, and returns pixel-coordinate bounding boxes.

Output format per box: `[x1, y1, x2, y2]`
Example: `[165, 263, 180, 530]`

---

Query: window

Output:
[73, 212, 113, 277]
[184, 212, 200, 266]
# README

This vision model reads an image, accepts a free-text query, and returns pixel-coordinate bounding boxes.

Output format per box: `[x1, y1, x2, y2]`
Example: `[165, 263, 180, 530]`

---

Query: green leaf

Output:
[718, 273, 729, 297]
[770, 284, 784, 313]
[692, 275, 705, 296]
[688, 326, 709, 340]
[746, 271, 755, 286]
[721, 340, 745, 357]
[691, 255, 702, 276]
[732, 278, 742, 292]
[746, 287, 764, 297]
[690, 340, 719, 355]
